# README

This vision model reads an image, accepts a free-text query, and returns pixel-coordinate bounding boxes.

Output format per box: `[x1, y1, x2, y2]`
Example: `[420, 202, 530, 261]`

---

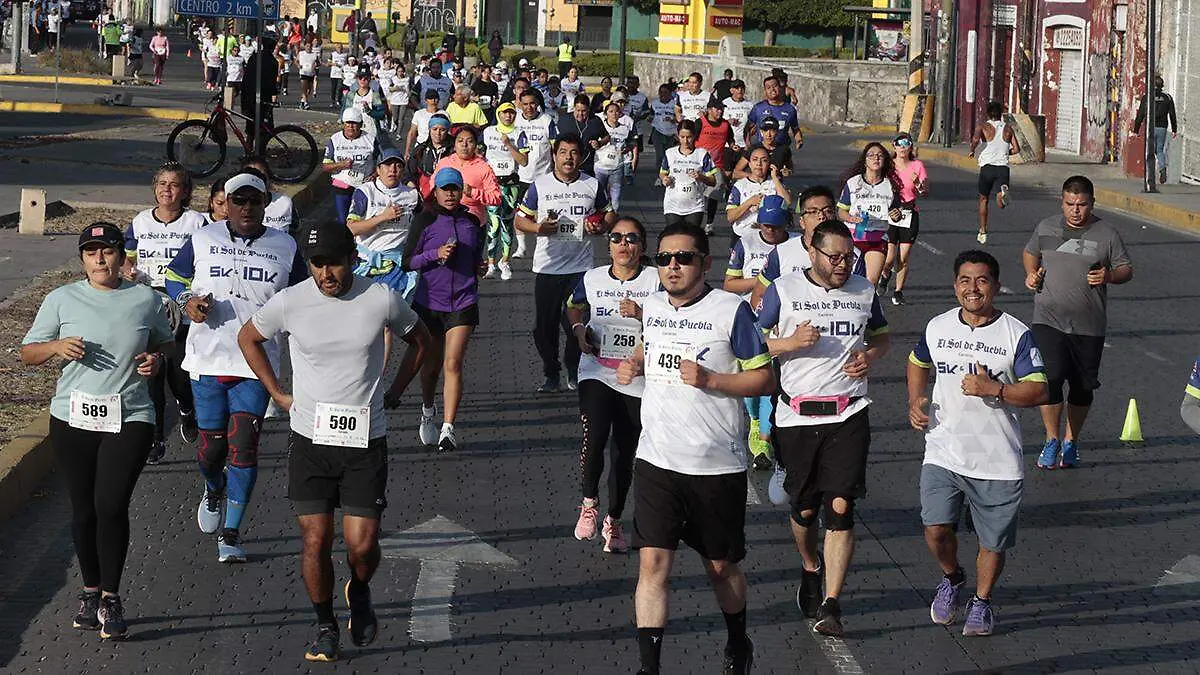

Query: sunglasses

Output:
[608, 232, 642, 245]
[654, 250, 706, 267]
[894, 138, 912, 147]
[229, 193, 265, 207]
[813, 246, 853, 267]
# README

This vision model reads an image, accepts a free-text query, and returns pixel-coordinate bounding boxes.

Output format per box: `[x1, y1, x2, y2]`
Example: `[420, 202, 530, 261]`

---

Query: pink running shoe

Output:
[602, 516, 627, 553]
[574, 500, 599, 540]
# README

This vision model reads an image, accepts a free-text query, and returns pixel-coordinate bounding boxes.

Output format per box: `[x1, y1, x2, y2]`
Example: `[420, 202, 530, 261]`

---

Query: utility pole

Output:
[1144, 0, 1158, 193]
[933, 0, 953, 145]
[907, 0, 924, 94]
[617, 0, 627, 83]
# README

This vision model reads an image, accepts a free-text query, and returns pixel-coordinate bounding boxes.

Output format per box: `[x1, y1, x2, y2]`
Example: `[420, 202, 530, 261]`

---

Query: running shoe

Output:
[512, 238, 526, 258]
[217, 528, 247, 563]
[418, 407, 438, 446]
[602, 515, 627, 553]
[537, 376, 560, 394]
[752, 452, 772, 471]
[747, 419, 770, 465]
[483, 262, 497, 279]
[962, 596, 994, 636]
[891, 290, 906, 306]
[998, 184, 1010, 208]
[305, 624, 340, 662]
[179, 411, 199, 443]
[930, 575, 966, 625]
[566, 376, 579, 392]
[197, 487, 222, 534]
[797, 562, 824, 619]
[344, 580, 378, 646]
[813, 597, 844, 637]
[875, 270, 891, 297]
[437, 426, 458, 453]
[73, 590, 101, 630]
[703, 222, 714, 236]
[1036, 438, 1060, 469]
[722, 635, 754, 675]
[575, 499, 599, 540]
[498, 260, 513, 281]
[97, 594, 128, 640]
[768, 465, 788, 506]
[145, 440, 166, 465]
[976, 230, 988, 244]
[1060, 440, 1079, 468]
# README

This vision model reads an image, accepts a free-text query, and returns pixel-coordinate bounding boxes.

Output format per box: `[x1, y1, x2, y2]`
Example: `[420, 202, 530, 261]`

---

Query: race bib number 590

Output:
[312, 402, 370, 448]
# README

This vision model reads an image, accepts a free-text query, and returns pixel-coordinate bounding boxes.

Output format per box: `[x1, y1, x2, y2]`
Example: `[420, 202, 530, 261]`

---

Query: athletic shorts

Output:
[978, 164, 1010, 197]
[853, 240, 888, 256]
[288, 432, 388, 518]
[664, 212, 704, 229]
[920, 463, 1022, 552]
[888, 210, 920, 244]
[1031, 324, 1104, 404]
[191, 374, 270, 430]
[301, 74, 315, 83]
[773, 407, 870, 507]
[631, 459, 747, 563]
[415, 302, 479, 334]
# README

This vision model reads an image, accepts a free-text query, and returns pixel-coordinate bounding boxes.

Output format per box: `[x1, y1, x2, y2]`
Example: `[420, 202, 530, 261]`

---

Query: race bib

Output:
[892, 208, 914, 229]
[598, 144, 621, 164]
[549, 216, 584, 241]
[69, 391, 122, 433]
[345, 169, 365, 185]
[491, 155, 515, 175]
[312, 402, 370, 448]
[644, 342, 694, 387]
[599, 324, 640, 360]
[140, 256, 171, 287]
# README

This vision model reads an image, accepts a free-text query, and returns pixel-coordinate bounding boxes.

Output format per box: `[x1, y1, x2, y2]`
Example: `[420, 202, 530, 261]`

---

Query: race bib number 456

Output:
[312, 402, 370, 448]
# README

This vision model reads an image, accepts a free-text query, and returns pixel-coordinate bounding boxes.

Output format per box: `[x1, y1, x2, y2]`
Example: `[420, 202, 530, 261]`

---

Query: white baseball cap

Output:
[341, 108, 363, 123]
[224, 172, 267, 195]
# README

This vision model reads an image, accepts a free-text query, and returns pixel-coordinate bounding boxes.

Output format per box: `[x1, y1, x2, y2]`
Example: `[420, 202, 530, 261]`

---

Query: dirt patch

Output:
[43, 206, 142, 235]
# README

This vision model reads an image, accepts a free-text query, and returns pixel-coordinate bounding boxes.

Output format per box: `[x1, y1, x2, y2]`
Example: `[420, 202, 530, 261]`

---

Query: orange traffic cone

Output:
[1119, 398, 1144, 443]
[186, 48, 193, 58]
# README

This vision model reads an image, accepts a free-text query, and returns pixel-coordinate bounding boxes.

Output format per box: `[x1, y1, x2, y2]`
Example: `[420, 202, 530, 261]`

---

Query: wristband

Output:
[176, 291, 194, 308]
[571, 322, 585, 332]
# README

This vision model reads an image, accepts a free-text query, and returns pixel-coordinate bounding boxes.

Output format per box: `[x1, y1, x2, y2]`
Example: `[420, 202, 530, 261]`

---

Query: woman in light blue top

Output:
[20, 222, 174, 642]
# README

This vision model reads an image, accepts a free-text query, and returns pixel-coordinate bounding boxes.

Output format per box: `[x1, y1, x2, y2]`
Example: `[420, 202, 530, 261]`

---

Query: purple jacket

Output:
[402, 203, 484, 312]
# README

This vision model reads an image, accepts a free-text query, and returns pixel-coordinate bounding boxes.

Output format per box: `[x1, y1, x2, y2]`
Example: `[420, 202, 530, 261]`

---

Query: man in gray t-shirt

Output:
[1021, 175, 1133, 471]
[237, 221, 431, 661]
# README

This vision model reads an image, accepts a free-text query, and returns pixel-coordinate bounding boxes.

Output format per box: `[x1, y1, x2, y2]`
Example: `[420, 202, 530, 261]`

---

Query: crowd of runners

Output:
[22, 51, 1183, 675]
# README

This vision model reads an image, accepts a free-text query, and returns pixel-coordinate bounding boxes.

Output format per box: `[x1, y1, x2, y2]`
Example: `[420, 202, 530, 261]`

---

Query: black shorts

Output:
[773, 407, 870, 508]
[1031, 324, 1104, 404]
[888, 210, 920, 244]
[105, 43, 121, 57]
[301, 74, 315, 83]
[978, 164, 1010, 197]
[631, 459, 747, 562]
[415, 302, 479, 334]
[664, 212, 704, 228]
[288, 432, 389, 518]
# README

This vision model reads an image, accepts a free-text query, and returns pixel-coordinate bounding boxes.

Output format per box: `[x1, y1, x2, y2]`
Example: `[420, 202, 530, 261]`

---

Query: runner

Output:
[204, 178, 228, 224]
[675, 72, 709, 122]
[968, 101, 1019, 244]
[122, 162, 206, 463]
[512, 88, 558, 260]
[327, 43, 347, 108]
[561, 65, 584, 98]
[346, 147, 421, 296]
[323, 108, 382, 225]
[402, 168, 486, 452]
[746, 74, 804, 150]
[165, 170, 308, 563]
[433, 125, 502, 226]
[695, 99, 734, 235]
[751, 186, 841, 308]
[1184, 355, 1200, 435]
[594, 99, 636, 212]
[907, 249, 1047, 636]
[618, 222, 772, 675]
[566, 216, 658, 553]
[417, 55, 453, 108]
[882, 132, 929, 305]
[445, 84, 488, 127]
[241, 155, 299, 234]
[297, 42, 319, 110]
[722, 79, 751, 154]
[649, 84, 678, 185]
[726, 146, 791, 243]
[21, 222, 174, 640]
[756, 219, 890, 637]
[404, 113, 453, 198]
[660, 119, 718, 229]
[407, 89, 444, 157]
[1023, 175, 1133, 469]
[725, 195, 791, 469]
[558, 94, 608, 177]
[343, 65, 389, 139]
[731, 117, 792, 180]
[515, 134, 616, 393]
[238, 220, 429, 661]
[837, 142, 904, 286]
[481, 102, 529, 280]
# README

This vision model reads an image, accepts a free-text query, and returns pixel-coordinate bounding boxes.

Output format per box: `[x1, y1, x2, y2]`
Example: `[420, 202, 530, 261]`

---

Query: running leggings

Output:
[485, 183, 520, 260]
[578, 379, 641, 518]
[149, 325, 194, 443]
[50, 417, 153, 594]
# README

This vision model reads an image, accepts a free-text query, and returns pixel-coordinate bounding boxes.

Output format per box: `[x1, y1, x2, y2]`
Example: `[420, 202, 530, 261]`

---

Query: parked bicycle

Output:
[166, 93, 319, 183]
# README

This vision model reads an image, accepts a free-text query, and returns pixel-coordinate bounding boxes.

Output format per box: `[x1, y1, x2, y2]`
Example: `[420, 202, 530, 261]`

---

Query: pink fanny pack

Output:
[787, 395, 856, 416]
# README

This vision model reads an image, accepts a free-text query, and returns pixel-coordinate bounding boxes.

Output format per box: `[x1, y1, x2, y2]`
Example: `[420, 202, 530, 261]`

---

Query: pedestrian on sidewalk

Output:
[150, 27, 170, 85]
[20, 222, 174, 641]
[1132, 75, 1178, 185]
[126, 27, 145, 82]
[1022, 175, 1133, 470]
[46, 8, 60, 52]
[556, 35, 575, 78]
[968, 101, 1019, 244]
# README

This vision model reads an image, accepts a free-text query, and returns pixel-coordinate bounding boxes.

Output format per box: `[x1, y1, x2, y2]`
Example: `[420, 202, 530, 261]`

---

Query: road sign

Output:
[177, 0, 279, 21]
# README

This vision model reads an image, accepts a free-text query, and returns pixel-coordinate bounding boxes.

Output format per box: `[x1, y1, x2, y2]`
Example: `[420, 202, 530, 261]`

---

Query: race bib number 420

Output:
[312, 402, 370, 448]
[69, 391, 122, 433]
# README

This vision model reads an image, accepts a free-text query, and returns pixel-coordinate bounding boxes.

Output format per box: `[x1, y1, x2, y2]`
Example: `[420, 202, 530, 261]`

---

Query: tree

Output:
[624, 0, 661, 17]
[744, 0, 852, 41]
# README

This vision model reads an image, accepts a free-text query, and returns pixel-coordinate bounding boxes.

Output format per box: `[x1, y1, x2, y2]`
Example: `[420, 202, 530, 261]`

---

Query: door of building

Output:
[1179, 0, 1200, 183]
[1055, 47, 1084, 153]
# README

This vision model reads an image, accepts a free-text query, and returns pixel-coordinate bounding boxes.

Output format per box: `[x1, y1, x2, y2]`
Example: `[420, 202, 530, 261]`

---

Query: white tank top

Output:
[977, 120, 1010, 167]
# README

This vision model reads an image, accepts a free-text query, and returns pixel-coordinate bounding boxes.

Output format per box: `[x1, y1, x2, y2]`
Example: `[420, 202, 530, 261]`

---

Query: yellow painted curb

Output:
[0, 100, 206, 121]
[0, 74, 113, 86]
[0, 413, 54, 525]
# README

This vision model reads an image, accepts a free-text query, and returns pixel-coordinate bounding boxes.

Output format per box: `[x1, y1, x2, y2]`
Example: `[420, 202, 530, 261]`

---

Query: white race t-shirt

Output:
[595, 117, 634, 171]
[723, 97, 754, 144]
[126, 208, 208, 287]
[347, 179, 420, 253]
[514, 113, 557, 184]
[329, 51, 347, 79]
[726, 231, 787, 300]
[482, 126, 527, 180]
[518, 173, 610, 275]
[660, 146, 716, 216]
[726, 176, 783, 240]
[676, 90, 709, 122]
[839, 174, 897, 242]
[569, 265, 660, 396]
[650, 98, 678, 137]
[262, 191, 295, 232]
[324, 131, 378, 188]
[297, 50, 319, 77]
[225, 54, 245, 83]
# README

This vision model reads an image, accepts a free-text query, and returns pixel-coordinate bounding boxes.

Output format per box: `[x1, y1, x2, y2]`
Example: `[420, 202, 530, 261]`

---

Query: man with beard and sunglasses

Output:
[616, 223, 772, 675]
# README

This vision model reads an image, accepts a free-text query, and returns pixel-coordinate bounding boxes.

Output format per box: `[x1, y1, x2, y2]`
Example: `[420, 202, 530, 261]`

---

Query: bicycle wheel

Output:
[167, 120, 227, 179]
[263, 124, 319, 184]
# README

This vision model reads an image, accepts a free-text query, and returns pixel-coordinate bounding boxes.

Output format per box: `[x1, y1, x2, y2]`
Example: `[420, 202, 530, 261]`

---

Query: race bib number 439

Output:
[644, 342, 695, 386]
[312, 402, 370, 448]
[69, 391, 122, 433]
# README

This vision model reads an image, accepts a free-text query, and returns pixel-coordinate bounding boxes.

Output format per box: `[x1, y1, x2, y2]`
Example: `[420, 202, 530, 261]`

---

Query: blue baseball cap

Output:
[378, 147, 404, 165]
[758, 194, 789, 228]
[434, 167, 464, 189]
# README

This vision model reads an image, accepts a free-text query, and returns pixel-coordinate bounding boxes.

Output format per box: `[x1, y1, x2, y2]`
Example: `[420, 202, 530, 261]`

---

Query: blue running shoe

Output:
[1060, 440, 1079, 468]
[930, 576, 965, 625]
[962, 597, 994, 636]
[1036, 439, 1060, 469]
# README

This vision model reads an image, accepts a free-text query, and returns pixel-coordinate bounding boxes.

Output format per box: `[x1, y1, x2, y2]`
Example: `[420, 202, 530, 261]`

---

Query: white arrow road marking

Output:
[1154, 555, 1200, 594]
[808, 624, 865, 673]
[916, 240, 943, 256]
[379, 515, 518, 642]
[746, 479, 761, 505]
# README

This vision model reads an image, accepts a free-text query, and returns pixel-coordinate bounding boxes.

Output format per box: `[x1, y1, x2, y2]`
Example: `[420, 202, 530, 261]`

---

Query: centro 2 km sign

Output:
[178, 0, 280, 20]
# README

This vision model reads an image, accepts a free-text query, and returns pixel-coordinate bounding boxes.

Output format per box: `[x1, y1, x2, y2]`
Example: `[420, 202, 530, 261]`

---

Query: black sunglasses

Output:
[654, 250, 706, 266]
[608, 232, 642, 245]
[229, 193, 265, 207]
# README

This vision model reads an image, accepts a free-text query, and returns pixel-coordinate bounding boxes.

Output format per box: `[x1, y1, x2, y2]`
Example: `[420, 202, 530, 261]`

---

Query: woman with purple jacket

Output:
[402, 167, 486, 453]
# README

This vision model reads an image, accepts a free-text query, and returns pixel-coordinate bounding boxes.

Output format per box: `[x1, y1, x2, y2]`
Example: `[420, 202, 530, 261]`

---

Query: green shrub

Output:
[627, 38, 658, 52]
[38, 48, 107, 74]
[743, 45, 817, 58]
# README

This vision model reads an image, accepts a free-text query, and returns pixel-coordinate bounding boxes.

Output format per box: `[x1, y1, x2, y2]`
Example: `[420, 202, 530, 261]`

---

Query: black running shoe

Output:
[344, 580, 378, 647]
[145, 440, 166, 465]
[72, 590, 101, 630]
[752, 453, 772, 471]
[179, 411, 199, 443]
[797, 562, 824, 618]
[537, 376, 560, 394]
[97, 594, 128, 640]
[722, 635, 754, 675]
[875, 271, 891, 297]
[891, 290, 906, 306]
[813, 597, 844, 637]
[305, 624, 340, 662]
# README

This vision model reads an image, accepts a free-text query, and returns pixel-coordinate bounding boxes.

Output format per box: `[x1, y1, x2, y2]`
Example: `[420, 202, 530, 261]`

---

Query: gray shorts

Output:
[920, 463, 1022, 552]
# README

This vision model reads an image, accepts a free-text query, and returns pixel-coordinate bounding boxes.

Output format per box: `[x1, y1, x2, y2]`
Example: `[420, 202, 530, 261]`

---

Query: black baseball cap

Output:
[424, 87, 441, 100]
[303, 221, 357, 260]
[78, 222, 124, 251]
[707, 97, 725, 109]
[356, 65, 372, 78]
[759, 116, 780, 130]
[731, 79, 746, 89]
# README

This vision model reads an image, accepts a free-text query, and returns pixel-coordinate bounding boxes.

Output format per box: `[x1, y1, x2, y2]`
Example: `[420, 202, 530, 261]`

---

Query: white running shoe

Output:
[498, 260, 513, 280]
[217, 528, 247, 563]
[418, 406, 438, 446]
[197, 487, 222, 534]
[768, 465, 789, 506]
[483, 263, 497, 279]
[265, 399, 287, 420]
[998, 184, 1011, 208]
[512, 236, 526, 258]
[437, 424, 458, 452]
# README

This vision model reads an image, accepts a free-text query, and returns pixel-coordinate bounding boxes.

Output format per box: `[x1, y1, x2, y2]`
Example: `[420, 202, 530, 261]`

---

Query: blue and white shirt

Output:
[757, 235, 864, 290]
[1188, 357, 1200, 401]
[125, 208, 208, 288]
[838, 174, 900, 243]
[482, 125, 529, 182]
[660, 146, 717, 216]
[568, 265, 660, 396]
[726, 231, 788, 300]
[514, 112, 558, 184]
[518, 173, 610, 275]
[747, 99, 799, 143]
[727, 176, 784, 240]
[347, 179, 421, 253]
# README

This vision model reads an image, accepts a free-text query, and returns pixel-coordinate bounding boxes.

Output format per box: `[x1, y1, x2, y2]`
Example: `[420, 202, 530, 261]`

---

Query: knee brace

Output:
[196, 430, 228, 488]
[790, 494, 821, 528]
[1066, 387, 1095, 407]
[825, 494, 855, 532]
[227, 412, 262, 469]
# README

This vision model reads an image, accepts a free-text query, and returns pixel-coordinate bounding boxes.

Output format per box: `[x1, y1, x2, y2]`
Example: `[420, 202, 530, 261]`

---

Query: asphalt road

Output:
[2, 134, 1199, 674]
